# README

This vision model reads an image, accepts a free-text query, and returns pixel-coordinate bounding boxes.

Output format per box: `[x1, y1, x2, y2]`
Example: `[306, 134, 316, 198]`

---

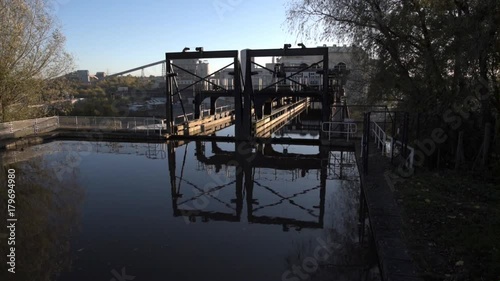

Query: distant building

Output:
[212, 61, 277, 92]
[66, 70, 90, 84]
[171, 59, 209, 94]
[149, 76, 166, 89]
[280, 44, 358, 68]
[76, 70, 90, 83]
[279, 44, 370, 104]
[96, 72, 106, 80]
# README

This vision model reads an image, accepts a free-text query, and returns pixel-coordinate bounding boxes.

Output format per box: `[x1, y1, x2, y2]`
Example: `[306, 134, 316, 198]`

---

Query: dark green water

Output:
[0, 139, 379, 281]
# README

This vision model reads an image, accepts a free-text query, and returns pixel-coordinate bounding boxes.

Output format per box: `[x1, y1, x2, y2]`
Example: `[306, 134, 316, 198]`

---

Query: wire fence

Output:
[0, 116, 167, 140]
[0, 103, 238, 141]
[0, 117, 59, 140]
[58, 116, 164, 134]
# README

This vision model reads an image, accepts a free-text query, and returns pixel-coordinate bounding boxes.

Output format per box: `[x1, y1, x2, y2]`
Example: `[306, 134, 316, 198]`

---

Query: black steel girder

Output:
[166, 50, 239, 60]
[244, 47, 328, 57]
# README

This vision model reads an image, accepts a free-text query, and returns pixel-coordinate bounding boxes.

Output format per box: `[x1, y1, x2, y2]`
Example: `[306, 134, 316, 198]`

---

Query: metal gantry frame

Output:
[242, 47, 331, 125]
[166, 46, 331, 140]
[165, 50, 243, 137]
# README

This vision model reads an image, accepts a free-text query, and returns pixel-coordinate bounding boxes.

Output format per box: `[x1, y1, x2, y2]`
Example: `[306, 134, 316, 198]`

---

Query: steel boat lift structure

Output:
[164, 45, 332, 141]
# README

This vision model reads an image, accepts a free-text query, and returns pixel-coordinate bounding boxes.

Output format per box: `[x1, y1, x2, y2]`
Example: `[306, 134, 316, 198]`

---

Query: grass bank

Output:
[394, 171, 500, 281]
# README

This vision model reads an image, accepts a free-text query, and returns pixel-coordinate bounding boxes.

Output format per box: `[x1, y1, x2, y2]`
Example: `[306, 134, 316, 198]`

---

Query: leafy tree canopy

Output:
[0, 0, 74, 122]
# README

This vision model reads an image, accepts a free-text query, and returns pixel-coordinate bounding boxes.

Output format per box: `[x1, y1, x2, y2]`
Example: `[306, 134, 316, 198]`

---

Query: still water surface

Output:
[1, 138, 379, 281]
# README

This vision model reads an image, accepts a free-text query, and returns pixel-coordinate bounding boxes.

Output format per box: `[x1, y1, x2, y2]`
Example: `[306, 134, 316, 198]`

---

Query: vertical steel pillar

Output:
[321, 48, 330, 123]
[244, 161, 254, 222]
[358, 187, 366, 243]
[235, 166, 244, 220]
[319, 145, 328, 228]
[234, 57, 244, 139]
[210, 97, 217, 115]
[239, 50, 253, 140]
[167, 142, 178, 215]
[264, 101, 272, 116]
[194, 94, 201, 119]
[165, 54, 174, 135]
[363, 112, 371, 174]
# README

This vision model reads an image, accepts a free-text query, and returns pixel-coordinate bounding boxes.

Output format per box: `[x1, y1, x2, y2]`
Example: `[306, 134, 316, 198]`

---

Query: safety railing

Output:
[215, 104, 234, 114]
[174, 113, 195, 124]
[57, 116, 165, 136]
[370, 120, 414, 171]
[174, 104, 235, 125]
[371, 121, 387, 154]
[387, 137, 415, 171]
[0, 106, 240, 140]
[321, 121, 358, 141]
[0, 116, 60, 139]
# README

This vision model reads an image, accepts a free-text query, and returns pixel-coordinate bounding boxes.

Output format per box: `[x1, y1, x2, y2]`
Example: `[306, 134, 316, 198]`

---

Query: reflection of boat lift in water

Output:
[167, 141, 329, 231]
[145, 143, 166, 159]
[328, 151, 358, 180]
[3, 141, 169, 167]
[90, 142, 168, 160]
[279, 134, 291, 155]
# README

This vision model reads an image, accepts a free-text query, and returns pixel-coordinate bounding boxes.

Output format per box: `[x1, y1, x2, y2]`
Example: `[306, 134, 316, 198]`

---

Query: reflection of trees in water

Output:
[283, 180, 380, 281]
[334, 180, 361, 238]
[105, 142, 123, 154]
[0, 153, 85, 281]
[284, 229, 379, 281]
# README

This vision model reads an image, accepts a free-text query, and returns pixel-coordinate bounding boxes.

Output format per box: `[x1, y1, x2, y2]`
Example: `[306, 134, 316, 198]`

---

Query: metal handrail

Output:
[174, 104, 235, 125]
[371, 121, 387, 154]
[215, 104, 234, 114]
[371, 120, 414, 171]
[321, 121, 357, 141]
[387, 137, 415, 171]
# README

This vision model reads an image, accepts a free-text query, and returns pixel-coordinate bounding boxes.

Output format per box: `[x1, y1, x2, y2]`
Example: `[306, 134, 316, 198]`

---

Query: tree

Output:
[286, 0, 499, 170]
[0, 0, 74, 122]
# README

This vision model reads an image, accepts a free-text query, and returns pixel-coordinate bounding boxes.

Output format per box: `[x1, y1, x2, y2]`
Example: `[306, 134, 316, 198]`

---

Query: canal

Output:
[0, 113, 380, 281]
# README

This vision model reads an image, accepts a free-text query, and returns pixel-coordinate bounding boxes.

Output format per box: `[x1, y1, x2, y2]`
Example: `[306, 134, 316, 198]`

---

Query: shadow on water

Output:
[0, 139, 380, 281]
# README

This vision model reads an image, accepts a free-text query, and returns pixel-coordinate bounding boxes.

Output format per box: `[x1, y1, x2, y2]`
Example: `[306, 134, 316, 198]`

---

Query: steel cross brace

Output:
[172, 62, 235, 92]
[252, 60, 324, 92]
[242, 47, 330, 125]
[165, 50, 242, 136]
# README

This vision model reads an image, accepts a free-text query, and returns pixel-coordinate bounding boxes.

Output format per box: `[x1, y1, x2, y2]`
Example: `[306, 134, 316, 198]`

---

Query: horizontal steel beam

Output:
[166, 50, 239, 60]
[245, 47, 329, 58]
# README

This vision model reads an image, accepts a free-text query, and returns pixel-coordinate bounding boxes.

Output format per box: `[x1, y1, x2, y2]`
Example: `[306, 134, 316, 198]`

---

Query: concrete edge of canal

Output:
[0, 129, 167, 150]
[354, 142, 424, 281]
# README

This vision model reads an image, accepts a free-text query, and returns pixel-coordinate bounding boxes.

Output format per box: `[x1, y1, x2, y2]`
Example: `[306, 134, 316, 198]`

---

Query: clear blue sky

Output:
[55, 0, 332, 76]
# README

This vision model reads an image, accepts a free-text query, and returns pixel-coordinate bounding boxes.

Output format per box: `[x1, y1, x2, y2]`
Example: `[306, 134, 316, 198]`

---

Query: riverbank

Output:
[394, 171, 500, 280]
